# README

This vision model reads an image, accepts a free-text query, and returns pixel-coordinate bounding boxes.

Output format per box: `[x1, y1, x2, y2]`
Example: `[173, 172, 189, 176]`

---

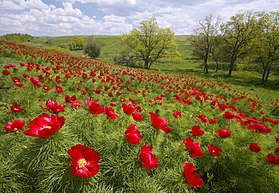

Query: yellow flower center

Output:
[45, 126, 52, 129]
[78, 158, 87, 168]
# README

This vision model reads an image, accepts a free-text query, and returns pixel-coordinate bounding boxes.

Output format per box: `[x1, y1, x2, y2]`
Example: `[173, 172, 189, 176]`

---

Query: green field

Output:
[1, 37, 278, 193]
[26, 35, 279, 98]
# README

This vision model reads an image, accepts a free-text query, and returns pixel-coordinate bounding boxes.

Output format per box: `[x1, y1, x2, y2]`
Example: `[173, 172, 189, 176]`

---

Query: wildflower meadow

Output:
[1, 40, 278, 193]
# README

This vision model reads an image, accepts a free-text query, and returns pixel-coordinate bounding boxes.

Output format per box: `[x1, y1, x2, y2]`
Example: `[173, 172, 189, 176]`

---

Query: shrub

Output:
[113, 50, 138, 67]
[83, 39, 101, 59]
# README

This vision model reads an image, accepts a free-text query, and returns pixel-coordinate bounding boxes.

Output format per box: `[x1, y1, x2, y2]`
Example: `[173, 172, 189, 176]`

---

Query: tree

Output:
[211, 35, 229, 72]
[83, 39, 101, 59]
[251, 11, 279, 83]
[1, 33, 34, 43]
[221, 11, 260, 76]
[68, 37, 86, 51]
[114, 50, 138, 67]
[190, 14, 220, 74]
[121, 17, 177, 69]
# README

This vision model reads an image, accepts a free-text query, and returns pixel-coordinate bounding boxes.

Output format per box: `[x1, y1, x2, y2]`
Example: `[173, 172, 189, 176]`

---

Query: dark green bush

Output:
[83, 39, 101, 59]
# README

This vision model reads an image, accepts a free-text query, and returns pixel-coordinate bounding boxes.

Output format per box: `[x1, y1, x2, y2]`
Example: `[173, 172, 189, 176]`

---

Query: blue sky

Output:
[0, 0, 278, 36]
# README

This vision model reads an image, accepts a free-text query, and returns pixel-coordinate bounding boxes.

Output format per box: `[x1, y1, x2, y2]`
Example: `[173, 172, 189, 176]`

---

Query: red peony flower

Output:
[125, 124, 142, 144]
[245, 116, 259, 124]
[208, 144, 222, 156]
[71, 101, 82, 109]
[223, 111, 234, 119]
[184, 99, 193, 105]
[183, 137, 203, 158]
[172, 111, 183, 118]
[94, 88, 101, 94]
[150, 112, 171, 133]
[12, 77, 20, 83]
[5, 120, 26, 133]
[183, 162, 204, 188]
[209, 119, 218, 124]
[24, 113, 65, 139]
[110, 102, 117, 106]
[196, 114, 208, 123]
[2, 70, 10, 75]
[139, 143, 158, 170]
[183, 137, 194, 149]
[191, 125, 204, 137]
[275, 147, 279, 155]
[217, 129, 231, 138]
[65, 94, 77, 103]
[248, 123, 271, 133]
[183, 161, 195, 179]
[11, 103, 23, 113]
[56, 85, 63, 93]
[43, 85, 51, 90]
[249, 143, 261, 153]
[46, 99, 65, 113]
[30, 77, 42, 87]
[122, 103, 136, 115]
[14, 81, 24, 87]
[85, 98, 105, 114]
[68, 144, 100, 178]
[266, 154, 279, 164]
[105, 106, 118, 120]
[132, 112, 143, 122]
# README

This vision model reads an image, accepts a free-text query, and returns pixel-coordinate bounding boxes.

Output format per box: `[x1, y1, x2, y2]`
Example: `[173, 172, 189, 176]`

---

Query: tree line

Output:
[116, 11, 278, 84]
[190, 11, 279, 83]
[1, 11, 278, 84]
[1, 33, 34, 43]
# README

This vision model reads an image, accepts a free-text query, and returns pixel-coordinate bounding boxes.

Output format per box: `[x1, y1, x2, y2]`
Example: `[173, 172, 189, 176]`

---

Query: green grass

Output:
[1, 38, 278, 193]
[8, 34, 279, 105]
[28, 35, 122, 63]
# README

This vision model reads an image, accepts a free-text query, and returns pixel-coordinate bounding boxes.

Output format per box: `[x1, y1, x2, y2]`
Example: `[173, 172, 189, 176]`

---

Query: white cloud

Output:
[2, 0, 49, 10]
[1, 0, 279, 36]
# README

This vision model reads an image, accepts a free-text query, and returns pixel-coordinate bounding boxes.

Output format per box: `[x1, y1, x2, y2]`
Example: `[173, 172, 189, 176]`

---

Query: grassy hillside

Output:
[23, 34, 279, 96]
[29, 35, 122, 62]
[1, 40, 279, 193]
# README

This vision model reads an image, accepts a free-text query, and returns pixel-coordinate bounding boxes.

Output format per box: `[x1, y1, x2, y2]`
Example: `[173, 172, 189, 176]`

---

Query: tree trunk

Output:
[261, 70, 266, 83]
[204, 52, 209, 74]
[148, 62, 153, 69]
[228, 55, 236, 77]
[228, 64, 233, 77]
[265, 65, 271, 83]
[144, 60, 149, 69]
[261, 63, 268, 84]
[212, 55, 219, 72]
[204, 64, 208, 74]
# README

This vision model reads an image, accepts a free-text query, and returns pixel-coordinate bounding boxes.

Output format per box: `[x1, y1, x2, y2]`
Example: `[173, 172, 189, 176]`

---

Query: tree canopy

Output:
[1, 33, 34, 43]
[121, 17, 178, 69]
[190, 14, 220, 74]
[220, 11, 261, 76]
[250, 11, 279, 83]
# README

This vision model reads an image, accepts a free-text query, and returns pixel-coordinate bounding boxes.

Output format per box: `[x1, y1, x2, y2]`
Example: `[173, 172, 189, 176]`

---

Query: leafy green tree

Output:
[121, 17, 178, 69]
[83, 39, 101, 59]
[251, 11, 279, 83]
[68, 37, 86, 51]
[1, 33, 34, 43]
[221, 11, 261, 76]
[208, 35, 230, 72]
[190, 14, 220, 74]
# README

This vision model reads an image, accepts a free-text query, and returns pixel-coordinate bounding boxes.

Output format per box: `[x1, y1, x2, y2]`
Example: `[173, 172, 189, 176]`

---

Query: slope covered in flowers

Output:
[1, 40, 278, 193]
